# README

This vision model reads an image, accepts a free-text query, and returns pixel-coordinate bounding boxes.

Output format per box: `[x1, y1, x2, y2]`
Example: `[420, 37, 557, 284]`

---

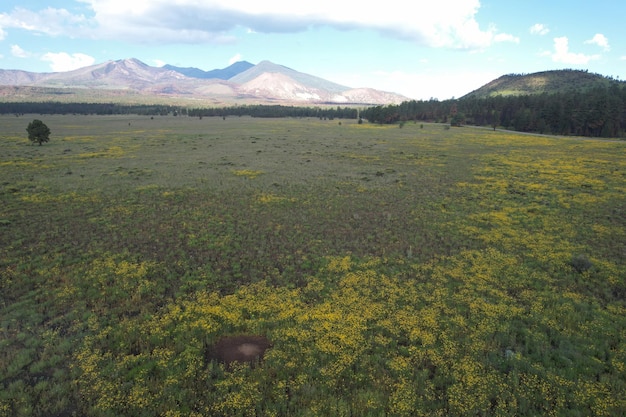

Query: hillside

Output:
[363, 68, 626, 137]
[462, 69, 621, 99]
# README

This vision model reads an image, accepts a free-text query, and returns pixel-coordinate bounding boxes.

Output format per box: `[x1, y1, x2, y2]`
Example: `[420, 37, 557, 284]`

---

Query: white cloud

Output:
[0, 7, 89, 36]
[584, 33, 610, 51]
[153, 59, 166, 67]
[529, 23, 549, 35]
[229, 53, 243, 65]
[36, 0, 510, 50]
[551, 36, 599, 65]
[11, 44, 31, 58]
[41, 52, 95, 71]
[494, 33, 519, 44]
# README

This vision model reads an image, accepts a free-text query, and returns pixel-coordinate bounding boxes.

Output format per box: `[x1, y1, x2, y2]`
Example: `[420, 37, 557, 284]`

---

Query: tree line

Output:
[187, 104, 357, 119]
[0, 102, 177, 116]
[0, 102, 358, 120]
[363, 83, 626, 138]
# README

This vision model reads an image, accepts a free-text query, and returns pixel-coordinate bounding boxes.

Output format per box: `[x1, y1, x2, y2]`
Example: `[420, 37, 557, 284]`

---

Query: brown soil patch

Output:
[208, 335, 271, 366]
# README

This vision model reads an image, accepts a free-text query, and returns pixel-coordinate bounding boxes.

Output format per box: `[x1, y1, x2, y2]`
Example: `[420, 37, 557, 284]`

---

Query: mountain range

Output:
[0, 58, 408, 105]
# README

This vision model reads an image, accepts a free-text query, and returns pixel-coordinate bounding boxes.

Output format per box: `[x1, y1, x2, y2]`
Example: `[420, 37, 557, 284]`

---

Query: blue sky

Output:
[1, 0, 624, 100]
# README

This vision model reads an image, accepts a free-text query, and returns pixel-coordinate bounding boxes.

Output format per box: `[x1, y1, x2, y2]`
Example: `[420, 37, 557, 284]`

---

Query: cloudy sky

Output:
[0, 0, 624, 100]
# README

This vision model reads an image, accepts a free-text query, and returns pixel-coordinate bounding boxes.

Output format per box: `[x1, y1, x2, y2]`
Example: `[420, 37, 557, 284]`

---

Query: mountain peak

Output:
[256, 60, 286, 69]
[111, 58, 150, 69]
[119, 57, 146, 64]
[164, 61, 253, 80]
[229, 61, 349, 93]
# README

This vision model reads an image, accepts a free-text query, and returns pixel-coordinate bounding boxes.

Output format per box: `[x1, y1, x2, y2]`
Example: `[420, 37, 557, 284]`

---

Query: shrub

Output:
[569, 254, 593, 273]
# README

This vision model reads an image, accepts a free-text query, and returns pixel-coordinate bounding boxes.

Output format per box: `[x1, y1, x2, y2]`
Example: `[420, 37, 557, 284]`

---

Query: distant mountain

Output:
[163, 61, 254, 80]
[0, 58, 188, 90]
[0, 58, 407, 105]
[462, 69, 620, 99]
[230, 60, 349, 93]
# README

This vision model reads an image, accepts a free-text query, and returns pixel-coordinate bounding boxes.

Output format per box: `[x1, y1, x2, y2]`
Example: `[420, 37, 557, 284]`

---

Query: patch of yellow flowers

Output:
[72, 249, 625, 416]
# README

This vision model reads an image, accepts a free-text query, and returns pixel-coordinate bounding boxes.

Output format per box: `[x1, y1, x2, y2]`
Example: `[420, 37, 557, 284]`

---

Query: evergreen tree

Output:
[26, 119, 51, 146]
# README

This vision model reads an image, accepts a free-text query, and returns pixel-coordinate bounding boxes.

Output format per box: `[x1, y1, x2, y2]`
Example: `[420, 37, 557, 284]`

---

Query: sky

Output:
[0, 0, 624, 100]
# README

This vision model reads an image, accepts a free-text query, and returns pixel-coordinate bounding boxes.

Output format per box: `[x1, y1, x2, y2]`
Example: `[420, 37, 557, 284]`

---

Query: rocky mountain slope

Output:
[0, 58, 407, 105]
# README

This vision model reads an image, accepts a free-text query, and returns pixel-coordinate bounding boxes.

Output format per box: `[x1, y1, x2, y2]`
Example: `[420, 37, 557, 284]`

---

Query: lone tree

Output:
[26, 119, 51, 146]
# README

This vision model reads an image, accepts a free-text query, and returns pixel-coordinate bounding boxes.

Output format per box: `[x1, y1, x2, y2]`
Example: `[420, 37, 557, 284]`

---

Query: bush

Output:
[569, 254, 593, 273]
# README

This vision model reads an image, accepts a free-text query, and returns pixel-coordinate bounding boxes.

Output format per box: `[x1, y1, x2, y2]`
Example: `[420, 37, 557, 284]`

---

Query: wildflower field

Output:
[1, 115, 625, 416]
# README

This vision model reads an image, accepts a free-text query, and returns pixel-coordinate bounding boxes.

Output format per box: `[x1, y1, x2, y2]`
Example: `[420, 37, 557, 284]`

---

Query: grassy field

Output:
[1, 114, 625, 416]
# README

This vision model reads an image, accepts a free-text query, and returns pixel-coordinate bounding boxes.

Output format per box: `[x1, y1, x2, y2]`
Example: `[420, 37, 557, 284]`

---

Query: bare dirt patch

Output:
[208, 335, 272, 366]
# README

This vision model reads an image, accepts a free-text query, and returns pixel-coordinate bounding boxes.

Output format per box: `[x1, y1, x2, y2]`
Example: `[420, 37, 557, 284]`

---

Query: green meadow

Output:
[1, 114, 625, 416]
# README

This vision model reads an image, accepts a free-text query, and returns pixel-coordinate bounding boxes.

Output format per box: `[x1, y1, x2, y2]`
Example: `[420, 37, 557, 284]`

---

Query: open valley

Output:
[1, 115, 625, 416]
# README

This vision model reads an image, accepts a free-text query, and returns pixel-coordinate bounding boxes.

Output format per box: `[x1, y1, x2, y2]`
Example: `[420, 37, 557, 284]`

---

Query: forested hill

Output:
[462, 69, 620, 99]
[363, 70, 626, 138]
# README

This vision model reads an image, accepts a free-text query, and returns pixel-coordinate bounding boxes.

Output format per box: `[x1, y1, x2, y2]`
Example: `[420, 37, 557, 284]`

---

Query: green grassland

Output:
[1, 115, 625, 416]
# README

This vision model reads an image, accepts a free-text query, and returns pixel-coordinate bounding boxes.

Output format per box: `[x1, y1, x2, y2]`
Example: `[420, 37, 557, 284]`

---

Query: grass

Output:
[1, 115, 625, 416]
